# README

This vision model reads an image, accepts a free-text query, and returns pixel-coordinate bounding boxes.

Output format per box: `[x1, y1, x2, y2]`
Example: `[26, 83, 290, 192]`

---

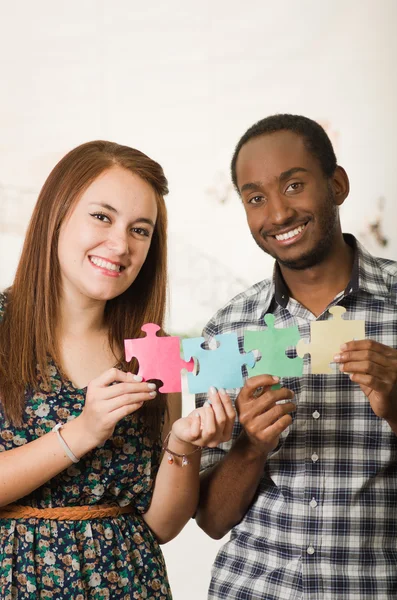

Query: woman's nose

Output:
[106, 230, 129, 255]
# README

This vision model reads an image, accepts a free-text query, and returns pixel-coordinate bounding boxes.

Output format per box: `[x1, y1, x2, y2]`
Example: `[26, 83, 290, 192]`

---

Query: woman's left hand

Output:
[171, 387, 235, 449]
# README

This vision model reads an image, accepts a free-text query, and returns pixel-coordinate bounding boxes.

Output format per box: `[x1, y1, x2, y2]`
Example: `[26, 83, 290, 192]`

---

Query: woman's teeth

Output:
[90, 257, 121, 272]
[275, 223, 306, 241]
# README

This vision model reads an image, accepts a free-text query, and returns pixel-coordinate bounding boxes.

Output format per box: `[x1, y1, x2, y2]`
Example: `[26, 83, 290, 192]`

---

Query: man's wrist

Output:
[234, 430, 270, 462]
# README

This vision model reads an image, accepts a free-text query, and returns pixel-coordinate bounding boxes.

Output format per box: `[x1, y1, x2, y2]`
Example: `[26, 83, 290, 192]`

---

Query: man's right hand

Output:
[236, 375, 296, 457]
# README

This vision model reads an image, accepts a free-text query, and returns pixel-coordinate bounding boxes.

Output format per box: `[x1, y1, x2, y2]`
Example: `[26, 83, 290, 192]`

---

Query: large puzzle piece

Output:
[243, 314, 304, 378]
[124, 324, 194, 393]
[296, 306, 365, 374]
[182, 333, 255, 394]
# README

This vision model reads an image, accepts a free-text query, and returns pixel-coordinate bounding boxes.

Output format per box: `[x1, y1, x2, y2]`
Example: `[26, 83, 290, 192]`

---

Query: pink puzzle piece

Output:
[124, 323, 194, 393]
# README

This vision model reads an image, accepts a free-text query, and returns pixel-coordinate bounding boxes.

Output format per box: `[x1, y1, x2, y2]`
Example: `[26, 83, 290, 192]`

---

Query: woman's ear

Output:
[332, 165, 350, 207]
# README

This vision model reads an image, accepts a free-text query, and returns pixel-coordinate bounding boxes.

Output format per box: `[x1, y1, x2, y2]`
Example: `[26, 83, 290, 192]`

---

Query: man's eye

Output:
[286, 182, 303, 193]
[90, 212, 111, 223]
[248, 196, 264, 205]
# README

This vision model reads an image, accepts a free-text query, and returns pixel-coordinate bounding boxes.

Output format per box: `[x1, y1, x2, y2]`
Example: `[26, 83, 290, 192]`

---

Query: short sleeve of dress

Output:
[0, 291, 6, 322]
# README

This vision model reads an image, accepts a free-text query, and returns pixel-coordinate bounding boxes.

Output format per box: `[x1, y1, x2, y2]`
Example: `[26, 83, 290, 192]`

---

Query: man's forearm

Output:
[195, 431, 268, 539]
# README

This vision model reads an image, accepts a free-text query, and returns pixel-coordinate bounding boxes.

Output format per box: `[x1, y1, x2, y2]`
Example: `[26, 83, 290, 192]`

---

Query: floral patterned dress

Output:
[0, 294, 172, 599]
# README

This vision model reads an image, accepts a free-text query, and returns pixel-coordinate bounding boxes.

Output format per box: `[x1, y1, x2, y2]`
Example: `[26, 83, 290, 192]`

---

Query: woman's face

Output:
[57, 165, 158, 305]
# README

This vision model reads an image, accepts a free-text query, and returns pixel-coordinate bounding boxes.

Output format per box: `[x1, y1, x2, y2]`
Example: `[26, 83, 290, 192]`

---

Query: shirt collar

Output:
[273, 233, 390, 308]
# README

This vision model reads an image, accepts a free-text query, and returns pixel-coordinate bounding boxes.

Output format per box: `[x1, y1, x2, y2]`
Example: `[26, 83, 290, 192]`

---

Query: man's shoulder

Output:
[374, 255, 397, 280]
[204, 277, 273, 335]
[360, 244, 397, 296]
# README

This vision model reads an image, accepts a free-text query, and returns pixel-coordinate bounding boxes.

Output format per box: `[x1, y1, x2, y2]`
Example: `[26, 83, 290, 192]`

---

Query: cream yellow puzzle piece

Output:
[296, 306, 365, 374]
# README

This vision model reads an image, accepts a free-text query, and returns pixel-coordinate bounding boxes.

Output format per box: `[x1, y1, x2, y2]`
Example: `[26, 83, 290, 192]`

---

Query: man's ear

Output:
[332, 165, 350, 207]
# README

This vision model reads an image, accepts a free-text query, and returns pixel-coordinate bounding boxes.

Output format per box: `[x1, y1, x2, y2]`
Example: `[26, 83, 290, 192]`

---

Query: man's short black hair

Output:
[231, 114, 337, 191]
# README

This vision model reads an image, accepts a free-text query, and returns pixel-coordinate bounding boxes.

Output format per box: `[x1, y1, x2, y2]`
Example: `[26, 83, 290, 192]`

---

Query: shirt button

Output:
[307, 546, 315, 555]
[312, 411, 320, 419]
[310, 498, 318, 508]
[311, 453, 319, 463]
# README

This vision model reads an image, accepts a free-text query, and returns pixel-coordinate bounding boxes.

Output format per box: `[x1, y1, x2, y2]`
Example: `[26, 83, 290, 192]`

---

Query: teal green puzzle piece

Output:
[244, 314, 303, 378]
[182, 333, 255, 394]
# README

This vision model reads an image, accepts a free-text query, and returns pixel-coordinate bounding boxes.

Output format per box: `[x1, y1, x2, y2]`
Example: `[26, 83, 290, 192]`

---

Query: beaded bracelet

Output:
[162, 432, 202, 467]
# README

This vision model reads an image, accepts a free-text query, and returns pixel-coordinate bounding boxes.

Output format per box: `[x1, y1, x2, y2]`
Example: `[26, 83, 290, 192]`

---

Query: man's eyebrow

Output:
[240, 182, 263, 193]
[240, 168, 308, 193]
[279, 167, 308, 182]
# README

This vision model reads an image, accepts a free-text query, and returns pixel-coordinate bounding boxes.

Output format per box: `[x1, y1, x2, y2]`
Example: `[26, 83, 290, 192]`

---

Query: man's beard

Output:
[255, 186, 339, 271]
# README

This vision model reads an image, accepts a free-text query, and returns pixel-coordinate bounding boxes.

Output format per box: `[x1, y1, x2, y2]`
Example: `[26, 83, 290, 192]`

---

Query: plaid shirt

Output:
[196, 235, 397, 600]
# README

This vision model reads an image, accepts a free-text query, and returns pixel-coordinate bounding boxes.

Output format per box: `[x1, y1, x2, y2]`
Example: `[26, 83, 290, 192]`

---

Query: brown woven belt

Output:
[0, 503, 134, 521]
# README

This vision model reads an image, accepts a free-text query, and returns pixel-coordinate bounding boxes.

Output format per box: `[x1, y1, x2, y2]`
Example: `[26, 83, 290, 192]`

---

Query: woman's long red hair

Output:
[0, 141, 169, 438]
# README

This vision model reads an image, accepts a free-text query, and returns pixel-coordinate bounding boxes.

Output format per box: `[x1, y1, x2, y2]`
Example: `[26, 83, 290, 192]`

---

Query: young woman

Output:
[0, 141, 235, 599]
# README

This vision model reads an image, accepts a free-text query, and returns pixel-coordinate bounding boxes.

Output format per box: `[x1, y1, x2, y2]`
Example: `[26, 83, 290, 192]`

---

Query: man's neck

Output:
[278, 237, 355, 317]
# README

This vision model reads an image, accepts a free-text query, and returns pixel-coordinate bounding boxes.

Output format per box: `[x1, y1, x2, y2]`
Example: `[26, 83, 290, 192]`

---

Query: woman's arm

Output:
[0, 368, 155, 506]
[143, 388, 235, 544]
[0, 417, 94, 506]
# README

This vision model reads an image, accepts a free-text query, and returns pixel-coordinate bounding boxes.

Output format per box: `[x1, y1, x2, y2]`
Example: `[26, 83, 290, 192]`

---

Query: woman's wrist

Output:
[167, 430, 200, 454]
[61, 416, 98, 459]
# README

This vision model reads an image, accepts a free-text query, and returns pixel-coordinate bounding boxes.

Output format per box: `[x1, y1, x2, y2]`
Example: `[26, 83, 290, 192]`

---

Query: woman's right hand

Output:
[75, 368, 157, 447]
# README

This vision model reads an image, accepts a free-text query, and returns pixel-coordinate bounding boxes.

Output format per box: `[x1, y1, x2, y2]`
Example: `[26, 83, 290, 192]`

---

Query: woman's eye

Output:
[132, 227, 150, 237]
[90, 212, 110, 223]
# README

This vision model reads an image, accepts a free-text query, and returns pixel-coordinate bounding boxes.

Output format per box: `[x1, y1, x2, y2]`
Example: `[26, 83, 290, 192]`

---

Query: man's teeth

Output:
[90, 257, 121, 272]
[275, 224, 306, 241]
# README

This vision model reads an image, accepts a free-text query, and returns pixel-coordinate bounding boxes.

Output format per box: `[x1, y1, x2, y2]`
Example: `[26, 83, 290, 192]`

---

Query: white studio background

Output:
[0, 1, 396, 599]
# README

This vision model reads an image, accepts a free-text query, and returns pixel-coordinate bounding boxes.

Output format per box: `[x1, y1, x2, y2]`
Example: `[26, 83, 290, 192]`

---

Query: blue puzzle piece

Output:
[182, 333, 255, 394]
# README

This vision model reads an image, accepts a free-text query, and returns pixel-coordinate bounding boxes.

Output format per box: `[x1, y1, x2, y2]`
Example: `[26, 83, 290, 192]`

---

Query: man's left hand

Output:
[334, 340, 397, 427]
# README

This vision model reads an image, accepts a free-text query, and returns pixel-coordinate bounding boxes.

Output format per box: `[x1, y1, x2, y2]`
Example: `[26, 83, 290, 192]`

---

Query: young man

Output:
[195, 114, 397, 600]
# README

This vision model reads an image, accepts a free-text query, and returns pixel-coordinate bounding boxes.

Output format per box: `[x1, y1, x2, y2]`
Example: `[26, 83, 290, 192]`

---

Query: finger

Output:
[101, 381, 157, 401]
[248, 388, 295, 417]
[341, 339, 397, 358]
[349, 373, 394, 393]
[338, 360, 394, 381]
[218, 388, 236, 439]
[107, 391, 157, 412]
[236, 376, 282, 410]
[189, 411, 202, 440]
[108, 402, 145, 423]
[208, 387, 227, 434]
[199, 400, 217, 444]
[263, 414, 293, 440]
[245, 403, 295, 437]
[244, 375, 281, 395]
[93, 368, 143, 388]
[334, 349, 396, 369]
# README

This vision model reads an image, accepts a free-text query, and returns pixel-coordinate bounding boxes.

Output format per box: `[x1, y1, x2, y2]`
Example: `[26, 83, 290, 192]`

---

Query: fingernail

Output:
[340, 344, 347, 351]
[133, 375, 143, 382]
[149, 391, 157, 397]
[272, 376, 280, 382]
[339, 364, 344, 372]
[218, 388, 226, 395]
[334, 354, 341, 361]
[209, 386, 217, 395]
[205, 399, 212, 407]
[195, 411, 200, 418]
[148, 383, 156, 390]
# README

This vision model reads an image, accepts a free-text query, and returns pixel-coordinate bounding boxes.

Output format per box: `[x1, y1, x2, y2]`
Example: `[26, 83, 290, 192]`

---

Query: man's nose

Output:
[267, 194, 296, 226]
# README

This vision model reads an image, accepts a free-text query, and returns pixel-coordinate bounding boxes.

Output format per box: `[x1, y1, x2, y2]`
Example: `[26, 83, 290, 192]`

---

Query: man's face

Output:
[235, 130, 342, 271]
